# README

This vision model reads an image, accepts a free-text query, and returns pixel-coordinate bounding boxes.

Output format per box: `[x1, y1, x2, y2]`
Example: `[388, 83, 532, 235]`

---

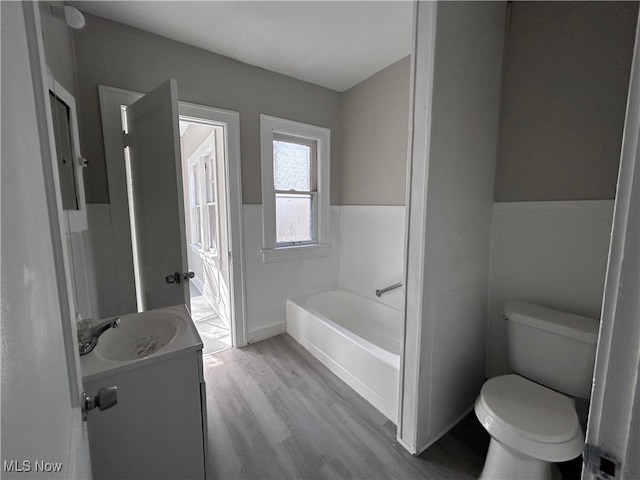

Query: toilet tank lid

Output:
[505, 302, 600, 344]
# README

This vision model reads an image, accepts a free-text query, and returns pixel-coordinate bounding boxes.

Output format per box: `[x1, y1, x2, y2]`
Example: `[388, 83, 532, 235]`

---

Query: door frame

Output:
[583, 14, 640, 479]
[98, 86, 247, 347]
[10, 1, 92, 476]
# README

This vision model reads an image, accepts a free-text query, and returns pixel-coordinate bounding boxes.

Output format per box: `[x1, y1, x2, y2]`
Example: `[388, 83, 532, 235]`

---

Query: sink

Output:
[94, 311, 186, 361]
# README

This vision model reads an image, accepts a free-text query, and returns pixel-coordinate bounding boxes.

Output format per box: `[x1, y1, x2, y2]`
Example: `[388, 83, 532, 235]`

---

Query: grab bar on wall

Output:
[375, 282, 403, 297]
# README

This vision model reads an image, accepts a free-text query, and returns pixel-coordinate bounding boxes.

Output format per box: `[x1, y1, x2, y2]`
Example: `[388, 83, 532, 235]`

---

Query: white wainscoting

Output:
[339, 206, 406, 310]
[242, 205, 341, 343]
[66, 228, 99, 321]
[89, 203, 407, 343]
[87, 203, 121, 318]
[487, 200, 614, 376]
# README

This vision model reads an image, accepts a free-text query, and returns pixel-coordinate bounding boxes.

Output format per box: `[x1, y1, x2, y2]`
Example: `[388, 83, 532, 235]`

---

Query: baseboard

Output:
[247, 321, 286, 344]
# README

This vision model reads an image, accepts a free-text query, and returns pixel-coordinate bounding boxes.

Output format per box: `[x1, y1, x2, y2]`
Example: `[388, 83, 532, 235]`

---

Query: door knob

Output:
[165, 272, 195, 284]
[165, 272, 181, 284]
[83, 386, 118, 420]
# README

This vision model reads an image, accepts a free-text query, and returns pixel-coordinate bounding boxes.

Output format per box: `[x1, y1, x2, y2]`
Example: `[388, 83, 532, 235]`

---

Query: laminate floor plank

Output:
[227, 360, 293, 447]
[255, 336, 388, 428]
[204, 334, 489, 480]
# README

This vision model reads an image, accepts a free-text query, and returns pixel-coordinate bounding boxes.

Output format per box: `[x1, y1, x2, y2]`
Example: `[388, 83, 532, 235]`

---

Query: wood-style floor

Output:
[203, 334, 490, 480]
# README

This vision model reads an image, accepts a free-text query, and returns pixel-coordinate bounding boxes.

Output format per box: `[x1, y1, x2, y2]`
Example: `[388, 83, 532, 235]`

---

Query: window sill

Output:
[260, 243, 332, 264]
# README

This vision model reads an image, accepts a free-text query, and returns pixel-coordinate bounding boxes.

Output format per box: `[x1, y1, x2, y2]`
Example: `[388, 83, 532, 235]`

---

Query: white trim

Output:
[260, 114, 331, 262]
[584, 14, 640, 479]
[98, 86, 247, 347]
[261, 243, 332, 263]
[398, 0, 436, 454]
[247, 321, 286, 344]
[66, 408, 91, 479]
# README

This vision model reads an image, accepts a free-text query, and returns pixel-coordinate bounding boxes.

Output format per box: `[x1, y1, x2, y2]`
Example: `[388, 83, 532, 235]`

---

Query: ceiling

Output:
[69, 1, 414, 92]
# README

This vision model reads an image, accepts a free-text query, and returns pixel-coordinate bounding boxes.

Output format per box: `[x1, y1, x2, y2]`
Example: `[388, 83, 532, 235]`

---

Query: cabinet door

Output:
[85, 352, 205, 479]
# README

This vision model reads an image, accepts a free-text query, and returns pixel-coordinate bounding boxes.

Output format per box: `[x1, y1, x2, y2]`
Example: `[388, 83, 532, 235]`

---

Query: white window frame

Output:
[186, 131, 220, 257]
[203, 151, 220, 256]
[260, 115, 331, 263]
[189, 158, 203, 248]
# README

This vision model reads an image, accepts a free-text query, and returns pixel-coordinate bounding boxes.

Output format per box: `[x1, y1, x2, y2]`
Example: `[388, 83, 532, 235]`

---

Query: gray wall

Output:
[340, 56, 410, 205]
[39, 1, 77, 96]
[495, 1, 638, 202]
[72, 13, 342, 205]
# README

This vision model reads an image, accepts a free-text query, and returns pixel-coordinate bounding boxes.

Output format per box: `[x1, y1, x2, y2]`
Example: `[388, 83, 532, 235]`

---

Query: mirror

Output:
[49, 92, 79, 210]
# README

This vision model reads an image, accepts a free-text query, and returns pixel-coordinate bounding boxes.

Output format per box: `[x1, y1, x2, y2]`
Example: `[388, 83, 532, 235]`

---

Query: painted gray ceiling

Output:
[69, 1, 414, 92]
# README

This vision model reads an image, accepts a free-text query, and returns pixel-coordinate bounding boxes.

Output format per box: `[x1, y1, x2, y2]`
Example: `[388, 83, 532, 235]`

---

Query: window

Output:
[187, 131, 219, 256]
[260, 115, 331, 263]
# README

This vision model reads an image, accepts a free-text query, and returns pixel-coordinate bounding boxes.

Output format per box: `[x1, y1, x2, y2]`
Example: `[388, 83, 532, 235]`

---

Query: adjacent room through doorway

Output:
[179, 119, 232, 355]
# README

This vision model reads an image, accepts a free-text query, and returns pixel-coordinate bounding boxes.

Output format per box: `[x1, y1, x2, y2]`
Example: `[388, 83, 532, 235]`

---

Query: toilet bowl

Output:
[476, 303, 599, 480]
[475, 375, 584, 479]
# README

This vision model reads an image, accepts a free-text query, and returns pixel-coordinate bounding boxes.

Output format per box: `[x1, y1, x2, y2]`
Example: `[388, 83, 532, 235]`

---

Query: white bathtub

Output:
[286, 289, 402, 422]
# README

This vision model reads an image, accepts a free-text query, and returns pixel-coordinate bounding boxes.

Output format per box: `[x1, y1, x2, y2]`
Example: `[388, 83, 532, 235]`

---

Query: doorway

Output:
[98, 85, 248, 349]
[179, 119, 232, 355]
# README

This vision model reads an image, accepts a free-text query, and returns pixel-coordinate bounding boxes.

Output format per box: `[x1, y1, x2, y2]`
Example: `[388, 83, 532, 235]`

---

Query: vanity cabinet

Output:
[82, 306, 208, 480]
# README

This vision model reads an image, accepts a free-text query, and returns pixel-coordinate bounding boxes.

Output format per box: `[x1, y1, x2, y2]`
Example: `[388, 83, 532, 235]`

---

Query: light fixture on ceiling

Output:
[51, 4, 86, 30]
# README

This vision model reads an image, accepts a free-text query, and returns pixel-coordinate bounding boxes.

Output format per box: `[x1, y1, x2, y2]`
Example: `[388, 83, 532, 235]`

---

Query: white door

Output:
[583, 15, 640, 480]
[126, 79, 190, 310]
[1, 2, 91, 477]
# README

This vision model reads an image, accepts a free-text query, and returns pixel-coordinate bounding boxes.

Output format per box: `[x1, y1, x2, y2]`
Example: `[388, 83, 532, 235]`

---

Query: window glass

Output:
[205, 156, 216, 203]
[194, 205, 201, 244]
[191, 164, 201, 244]
[192, 165, 200, 206]
[50, 93, 79, 210]
[273, 140, 311, 191]
[275, 194, 313, 244]
[207, 204, 218, 254]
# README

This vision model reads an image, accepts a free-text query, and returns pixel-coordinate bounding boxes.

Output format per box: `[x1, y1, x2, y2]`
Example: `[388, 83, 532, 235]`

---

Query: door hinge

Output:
[123, 131, 132, 147]
[584, 443, 620, 479]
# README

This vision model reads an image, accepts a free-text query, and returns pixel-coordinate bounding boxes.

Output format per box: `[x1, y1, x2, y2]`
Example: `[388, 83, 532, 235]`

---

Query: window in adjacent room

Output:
[260, 115, 331, 263]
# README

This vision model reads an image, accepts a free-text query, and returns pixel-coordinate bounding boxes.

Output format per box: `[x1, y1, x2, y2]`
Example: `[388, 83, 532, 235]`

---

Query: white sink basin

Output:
[94, 311, 186, 361]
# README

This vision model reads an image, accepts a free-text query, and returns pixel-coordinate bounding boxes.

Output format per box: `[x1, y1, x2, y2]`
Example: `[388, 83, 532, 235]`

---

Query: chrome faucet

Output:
[77, 317, 120, 356]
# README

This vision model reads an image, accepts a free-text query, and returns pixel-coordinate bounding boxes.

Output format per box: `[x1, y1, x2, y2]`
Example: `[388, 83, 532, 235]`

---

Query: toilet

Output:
[475, 302, 600, 480]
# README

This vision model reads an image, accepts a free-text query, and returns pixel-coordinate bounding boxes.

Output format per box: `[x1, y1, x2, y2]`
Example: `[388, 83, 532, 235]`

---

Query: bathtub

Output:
[286, 289, 402, 422]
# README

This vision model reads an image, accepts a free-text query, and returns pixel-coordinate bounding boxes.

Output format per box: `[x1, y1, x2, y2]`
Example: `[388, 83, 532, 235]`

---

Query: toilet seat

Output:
[475, 374, 584, 462]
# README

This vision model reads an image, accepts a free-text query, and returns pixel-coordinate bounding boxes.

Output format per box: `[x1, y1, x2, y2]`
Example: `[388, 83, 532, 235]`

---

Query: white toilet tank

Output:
[505, 302, 600, 399]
